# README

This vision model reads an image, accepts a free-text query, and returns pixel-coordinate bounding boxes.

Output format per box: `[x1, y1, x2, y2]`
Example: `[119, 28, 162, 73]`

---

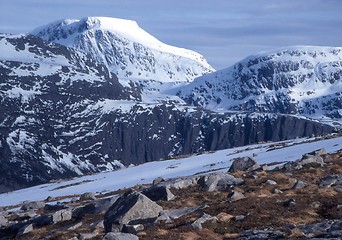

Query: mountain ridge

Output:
[177, 45, 342, 127]
[31, 16, 214, 83]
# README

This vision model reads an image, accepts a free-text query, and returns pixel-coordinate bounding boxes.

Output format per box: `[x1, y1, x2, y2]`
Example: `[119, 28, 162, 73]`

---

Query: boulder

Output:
[122, 224, 144, 234]
[298, 155, 324, 167]
[44, 203, 69, 212]
[216, 212, 234, 223]
[300, 220, 342, 238]
[20, 201, 45, 211]
[104, 192, 163, 232]
[160, 175, 200, 190]
[33, 208, 73, 226]
[152, 177, 165, 185]
[237, 228, 286, 239]
[51, 208, 72, 223]
[141, 186, 175, 201]
[79, 192, 97, 201]
[72, 196, 119, 219]
[265, 180, 277, 185]
[191, 213, 217, 230]
[292, 180, 308, 189]
[319, 174, 342, 188]
[0, 215, 7, 227]
[198, 172, 244, 192]
[227, 190, 246, 202]
[156, 206, 202, 223]
[228, 157, 260, 172]
[16, 223, 33, 237]
[102, 232, 139, 240]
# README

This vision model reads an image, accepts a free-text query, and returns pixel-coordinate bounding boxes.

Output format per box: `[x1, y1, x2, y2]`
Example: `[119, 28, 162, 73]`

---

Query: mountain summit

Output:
[31, 17, 214, 82]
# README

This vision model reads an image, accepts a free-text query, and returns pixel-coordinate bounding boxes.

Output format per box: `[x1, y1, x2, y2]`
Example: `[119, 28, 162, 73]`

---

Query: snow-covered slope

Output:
[0, 134, 340, 207]
[31, 17, 214, 83]
[178, 46, 342, 126]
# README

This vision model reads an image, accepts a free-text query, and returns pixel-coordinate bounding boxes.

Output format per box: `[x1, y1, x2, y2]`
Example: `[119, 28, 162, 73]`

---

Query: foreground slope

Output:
[0, 134, 340, 206]
[0, 134, 341, 239]
[178, 46, 342, 127]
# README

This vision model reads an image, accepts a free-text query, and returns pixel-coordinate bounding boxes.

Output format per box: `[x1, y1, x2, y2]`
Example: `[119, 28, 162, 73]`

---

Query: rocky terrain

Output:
[0, 136, 341, 239]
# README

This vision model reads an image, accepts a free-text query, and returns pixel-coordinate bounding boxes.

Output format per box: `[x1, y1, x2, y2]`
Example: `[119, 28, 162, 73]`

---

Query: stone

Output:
[191, 213, 217, 230]
[272, 188, 283, 194]
[306, 148, 326, 156]
[228, 157, 260, 172]
[234, 215, 246, 221]
[300, 220, 342, 238]
[122, 224, 144, 234]
[104, 192, 163, 232]
[298, 155, 324, 167]
[79, 232, 99, 239]
[79, 192, 97, 201]
[44, 203, 68, 212]
[198, 172, 244, 192]
[152, 177, 165, 185]
[0, 215, 7, 227]
[227, 190, 246, 202]
[72, 197, 118, 219]
[33, 208, 72, 225]
[156, 206, 201, 222]
[16, 223, 33, 237]
[319, 174, 342, 188]
[102, 232, 139, 240]
[160, 175, 200, 190]
[282, 162, 302, 171]
[292, 180, 308, 189]
[53, 208, 72, 223]
[20, 201, 45, 211]
[238, 228, 285, 239]
[265, 179, 277, 185]
[90, 220, 104, 229]
[283, 198, 296, 207]
[216, 212, 234, 223]
[141, 185, 175, 201]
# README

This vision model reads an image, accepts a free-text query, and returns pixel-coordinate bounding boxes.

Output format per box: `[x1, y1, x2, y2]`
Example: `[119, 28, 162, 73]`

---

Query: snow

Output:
[178, 45, 342, 126]
[31, 17, 214, 83]
[0, 135, 341, 207]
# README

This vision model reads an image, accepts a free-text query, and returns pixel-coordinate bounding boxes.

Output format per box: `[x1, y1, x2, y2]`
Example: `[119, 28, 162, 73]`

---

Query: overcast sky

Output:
[1, 0, 341, 69]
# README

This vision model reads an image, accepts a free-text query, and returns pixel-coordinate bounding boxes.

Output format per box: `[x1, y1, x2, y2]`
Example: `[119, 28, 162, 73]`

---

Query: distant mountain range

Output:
[178, 46, 342, 127]
[0, 17, 340, 192]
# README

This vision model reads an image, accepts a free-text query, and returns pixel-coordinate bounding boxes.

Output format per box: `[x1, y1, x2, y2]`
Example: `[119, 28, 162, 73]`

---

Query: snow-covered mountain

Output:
[31, 17, 214, 83]
[177, 46, 342, 126]
[0, 34, 334, 192]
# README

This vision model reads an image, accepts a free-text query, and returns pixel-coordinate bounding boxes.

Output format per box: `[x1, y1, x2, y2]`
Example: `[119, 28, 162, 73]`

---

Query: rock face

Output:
[103, 192, 163, 232]
[178, 46, 342, 127]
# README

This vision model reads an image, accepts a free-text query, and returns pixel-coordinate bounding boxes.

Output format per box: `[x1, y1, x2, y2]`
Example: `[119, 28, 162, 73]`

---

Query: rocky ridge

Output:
[177, 46, 342, 127]
[0, 141, 341, 239]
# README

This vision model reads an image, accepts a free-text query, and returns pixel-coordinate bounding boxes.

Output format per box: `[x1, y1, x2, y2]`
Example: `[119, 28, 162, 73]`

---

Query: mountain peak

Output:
[31, 17, 214, 82]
